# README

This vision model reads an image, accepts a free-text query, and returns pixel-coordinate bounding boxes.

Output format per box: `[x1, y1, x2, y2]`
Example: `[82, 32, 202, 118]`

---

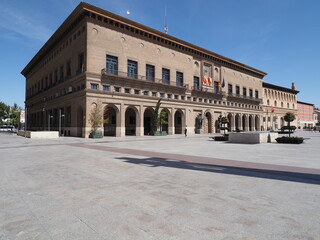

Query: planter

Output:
[89, 132, 103, 138]
[153, 131, 167, 136]
[214, 135, 229, 141]
[275, 137, 304, 144]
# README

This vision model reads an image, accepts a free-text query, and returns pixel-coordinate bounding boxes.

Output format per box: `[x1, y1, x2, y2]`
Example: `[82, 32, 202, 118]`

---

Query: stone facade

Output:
[21, 2, 298, 137]
[297, 101, 315, 128]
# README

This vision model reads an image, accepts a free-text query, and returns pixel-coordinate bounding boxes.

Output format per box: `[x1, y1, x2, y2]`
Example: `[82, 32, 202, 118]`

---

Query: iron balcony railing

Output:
[101, 69, 188, 88]
[228, 93, 262, 102]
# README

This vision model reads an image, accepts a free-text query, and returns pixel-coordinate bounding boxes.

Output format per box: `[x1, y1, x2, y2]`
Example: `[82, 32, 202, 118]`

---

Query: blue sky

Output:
[1, 0, 319, 108]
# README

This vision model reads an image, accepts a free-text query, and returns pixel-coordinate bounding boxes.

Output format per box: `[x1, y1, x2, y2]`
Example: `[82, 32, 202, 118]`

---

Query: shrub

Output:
[276, 136, 303, 144]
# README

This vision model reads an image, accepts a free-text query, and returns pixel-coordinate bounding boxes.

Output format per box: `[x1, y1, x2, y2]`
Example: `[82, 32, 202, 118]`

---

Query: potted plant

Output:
[276, 112, 303, 144]
[89, 103, 103, 138]
[215, 116, 229, 141]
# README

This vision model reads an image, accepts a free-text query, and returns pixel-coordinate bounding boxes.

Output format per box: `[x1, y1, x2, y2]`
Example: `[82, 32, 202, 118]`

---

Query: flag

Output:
[207, 77, 212, 87]
[221, 79, 225, 88]
[271, 107, 275, 113]
[202, 76, 207, 85]
[217, 81, 221, 89]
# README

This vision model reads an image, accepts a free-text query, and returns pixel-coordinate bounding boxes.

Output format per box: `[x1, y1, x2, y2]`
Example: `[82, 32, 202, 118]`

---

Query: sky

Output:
[1, 0, 319, 108]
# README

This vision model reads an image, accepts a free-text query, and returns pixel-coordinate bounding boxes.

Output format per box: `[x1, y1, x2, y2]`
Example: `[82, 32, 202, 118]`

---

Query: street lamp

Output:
[48, 115, 53, 131]
[59, 108, 65, 136]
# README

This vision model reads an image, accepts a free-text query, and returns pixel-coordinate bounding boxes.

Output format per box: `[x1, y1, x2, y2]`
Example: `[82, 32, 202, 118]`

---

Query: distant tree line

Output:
[0, 102, 22, 127]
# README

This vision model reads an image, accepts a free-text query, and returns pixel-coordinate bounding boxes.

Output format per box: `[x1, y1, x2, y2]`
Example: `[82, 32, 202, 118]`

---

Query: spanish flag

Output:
[202, 76, 207, 85]
[207, 77, 212, 87]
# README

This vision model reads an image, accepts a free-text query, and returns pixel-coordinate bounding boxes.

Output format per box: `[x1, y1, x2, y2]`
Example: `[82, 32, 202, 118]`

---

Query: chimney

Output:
[291, 82, 296, 90]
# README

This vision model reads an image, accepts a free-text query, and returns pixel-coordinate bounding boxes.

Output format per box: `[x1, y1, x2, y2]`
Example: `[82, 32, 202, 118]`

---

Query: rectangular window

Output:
[174, 95, 178, 99]
[228, 84, 232, 94]
[193, 97, 197, 102]
[49, 73, 52, 87]
[176, 72, 183, 87]
[236, 86, 240, 95]
[66, 61, 71, 77]
[187, 96, 191, 101]
[162, 68, 170, 84]
[125, 88, 130, 93]
[255, 90, 259, 99]
[106, 55, 118, 75]
[90, 83, 98, 90]
[214, 81, 219, 93]
[160, 93, 165, 98]
[78, 53, 84, 73]
[194, 76, 199, 90]
[103, 85, 110, 91]
[114, 87, 120, 92]
[243, 87, 247, 96]
[249, 89, 253, 98]
[54, 70, 58, 84]
[143, 91, 149, 96]
[167, 94, 172, 99]
[128, 60, 138, 78]
[66, 106, 71, 127]
[60, 66, 64, 82]
[152, 92, 157, 97]
[134, 89, 140, 95]
[146, 64, 155, 81]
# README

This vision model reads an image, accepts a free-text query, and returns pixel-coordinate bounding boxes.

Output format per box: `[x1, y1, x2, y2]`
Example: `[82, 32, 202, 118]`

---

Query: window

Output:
[78, 53, 84, 73]
[103, 85, 110, 91]
[162, 68, 170, 84]
[167, 94, 172, 99]
[125, 88, 130, 93]
[128, 60, 138, 78]
[193, 97, 197, 102]
[143, 91, 149, 96]
[243, 87, 247, 96]
[176, 72, 183, 87]
[129, 116, 136, 124]
[236, 86, 240, 95]
[187, 96, 191, 101]
[106, 55, 118, 75]
[114, 87, 120, 92]
[249, 89, 253, 98]
[90, 83, 98, 90]
[152, 92, 157, 97]
[54, 70, 58, 84]
[66, 61, 71, 77]
[160, 93, 165, 98]
[214, 81, 219, 93]
[199, 98, 202, 102]
[181, 96, 185, 100]
[194, 76, 199, 90]
[228, 84, 232, 94]
[134, 89, 140, 95]
[255, 90, 259, 99]
[174, 95, 178, 99]
[60, 65, 64, 81]
[146, 64, 155, 81]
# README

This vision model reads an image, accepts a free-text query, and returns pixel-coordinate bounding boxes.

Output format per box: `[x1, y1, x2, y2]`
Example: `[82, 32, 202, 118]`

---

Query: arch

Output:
[235, 114, 240, 131]
[242, 115, 247, 131]
[255, 115, 260, 131]
[76, 106, 83, 137]
[104, 105, 118, 136]
[281, 102, 284, 108]
[125, 107, 138, 136]
[267, 99, 270, 106]
[174, 110, 183, 134]
[160, 108, 169, 134]
[227, 113, 232, 131]
[204, 111, 212, 133]
[249, 115, 253, 131]
[274, 100, 277, 107]
[287, 103, 290, 108]
[144, 107, 154, 135]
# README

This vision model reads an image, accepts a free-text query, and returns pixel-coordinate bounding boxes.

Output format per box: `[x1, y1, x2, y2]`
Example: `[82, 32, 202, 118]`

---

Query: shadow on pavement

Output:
[116, 156, 320, 185]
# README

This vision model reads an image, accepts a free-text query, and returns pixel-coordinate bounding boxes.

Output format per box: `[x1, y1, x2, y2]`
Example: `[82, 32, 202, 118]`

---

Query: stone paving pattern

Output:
[1, 131, 320, 239]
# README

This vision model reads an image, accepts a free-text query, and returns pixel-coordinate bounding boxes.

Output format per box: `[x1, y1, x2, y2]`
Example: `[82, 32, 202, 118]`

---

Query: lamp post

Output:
[59, 108, 65, 136]
[48, 114, 53, 131]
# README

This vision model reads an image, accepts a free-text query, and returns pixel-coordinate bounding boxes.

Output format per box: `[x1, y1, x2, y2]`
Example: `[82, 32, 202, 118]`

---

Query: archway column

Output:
[244, 115, 249, 131]
[252, 115, 255, 131]
[136, 105, 144, 136]
[239, 113, 243, 131]
[116, 103, 125, 137]
[168, 108, 174, 135]
[231, 113, 236, 131]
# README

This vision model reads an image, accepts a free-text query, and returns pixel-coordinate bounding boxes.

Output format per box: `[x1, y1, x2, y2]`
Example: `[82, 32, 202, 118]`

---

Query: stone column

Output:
[231, 113, 236, 131]
[245, 115, 249, 131]
[136, 105, 144, 136]
[168, 108, 174, 135]
[252, 115, 256, 131]
[116, 103, 125, 137]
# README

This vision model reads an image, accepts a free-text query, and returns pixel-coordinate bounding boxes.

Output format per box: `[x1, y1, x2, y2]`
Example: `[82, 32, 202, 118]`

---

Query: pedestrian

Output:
[184, 127, 187, 137]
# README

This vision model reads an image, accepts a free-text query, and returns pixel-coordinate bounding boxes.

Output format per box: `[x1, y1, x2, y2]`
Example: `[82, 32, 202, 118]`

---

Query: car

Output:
[0, 125, 17, 132]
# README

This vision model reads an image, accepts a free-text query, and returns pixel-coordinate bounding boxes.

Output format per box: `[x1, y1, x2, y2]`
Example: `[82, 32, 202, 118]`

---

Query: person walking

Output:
[184, 126, 187, 137]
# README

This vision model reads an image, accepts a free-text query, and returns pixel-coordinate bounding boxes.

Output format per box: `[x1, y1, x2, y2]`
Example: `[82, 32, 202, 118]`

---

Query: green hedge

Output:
[276, 136, 303, 144]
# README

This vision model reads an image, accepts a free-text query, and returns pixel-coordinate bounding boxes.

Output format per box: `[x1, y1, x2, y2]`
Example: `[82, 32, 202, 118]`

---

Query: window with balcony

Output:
[106, 55, 118, 75]
[194, 76, 199, 90]
[236, 86, 240, 96]
[128, 60, 138, 78]
[214, 81, 219, 93]
[228, 84, 232, 94]
[243, 87, 247, 97]
[249, 89, 253, 98]
[176, 72, 183, 87]
[255, 90, 259, 99]
[162, 68, 170, 84]
[146, 64, 155, 81]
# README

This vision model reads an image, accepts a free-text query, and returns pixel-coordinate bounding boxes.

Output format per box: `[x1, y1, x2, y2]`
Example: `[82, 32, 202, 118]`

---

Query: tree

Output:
[89, 103, 103, 135]
[283, 112, 296, 137]
[151, 99, 161, 134]
[0, 102, 9, 124]
[159, 110, 168, 132]
[220, 116, 229, 135]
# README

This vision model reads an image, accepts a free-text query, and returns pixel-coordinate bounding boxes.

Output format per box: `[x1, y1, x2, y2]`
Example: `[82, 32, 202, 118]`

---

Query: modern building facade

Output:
[21, 2, 298, 137]
[297, 101, 316, 128]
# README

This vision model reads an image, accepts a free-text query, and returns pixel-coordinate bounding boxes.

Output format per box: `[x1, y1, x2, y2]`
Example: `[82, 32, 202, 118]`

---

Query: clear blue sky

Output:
[1, 0, 319, 108]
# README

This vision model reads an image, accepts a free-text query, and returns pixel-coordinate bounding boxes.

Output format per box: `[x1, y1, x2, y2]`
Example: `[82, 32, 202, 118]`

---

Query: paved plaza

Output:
[1, 131, 320, 239]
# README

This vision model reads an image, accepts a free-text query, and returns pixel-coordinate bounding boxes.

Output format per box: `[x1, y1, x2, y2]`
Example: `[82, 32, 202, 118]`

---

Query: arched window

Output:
[281, 102, 284, 108]
[267, 99, 270, 106]
[274, 100, 277, 107]
[287, 103, 290, 108]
